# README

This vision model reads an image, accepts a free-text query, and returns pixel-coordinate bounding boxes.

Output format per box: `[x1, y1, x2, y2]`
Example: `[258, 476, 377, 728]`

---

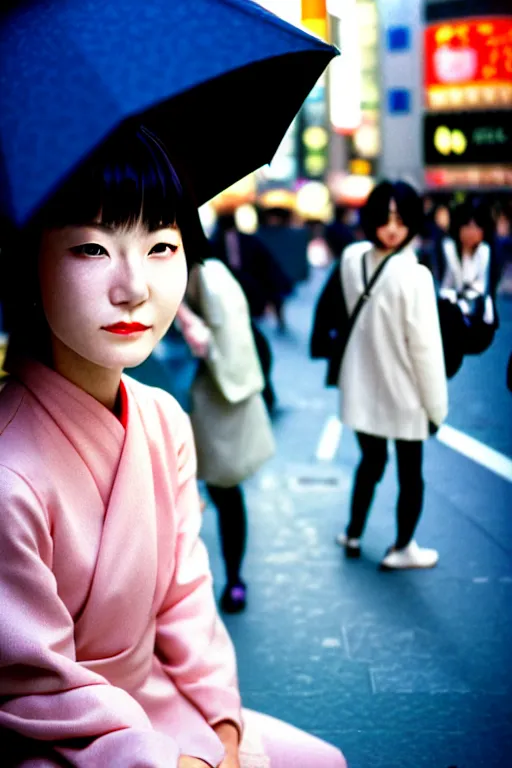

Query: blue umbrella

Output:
[0, 0, 337, 227]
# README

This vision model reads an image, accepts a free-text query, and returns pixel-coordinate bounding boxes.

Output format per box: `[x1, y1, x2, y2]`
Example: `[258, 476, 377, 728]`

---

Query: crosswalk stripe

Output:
[437, 424, 512, 484]
[315, 416, 512, 483]
[316, 416, 343, 461]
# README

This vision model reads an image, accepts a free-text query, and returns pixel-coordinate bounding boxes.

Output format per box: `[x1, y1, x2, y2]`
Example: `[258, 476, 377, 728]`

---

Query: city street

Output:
[198, 267, 512, 768]
[1, 1, 510, 766]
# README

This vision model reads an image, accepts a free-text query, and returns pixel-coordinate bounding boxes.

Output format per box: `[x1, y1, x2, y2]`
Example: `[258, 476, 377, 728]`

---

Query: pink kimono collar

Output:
[11, 358, 127, 505]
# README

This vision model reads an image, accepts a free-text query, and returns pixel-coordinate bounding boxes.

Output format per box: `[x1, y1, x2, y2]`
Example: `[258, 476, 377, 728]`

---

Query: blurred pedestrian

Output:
[209, 211, 287, 414]
[325, 204, 356, 261]
[418, 200, 451, 283]
[439, 198, 499, 356]
[331, 180, 448, 568]
[256, 192, 307, 332]
[178, 259, 276, 614]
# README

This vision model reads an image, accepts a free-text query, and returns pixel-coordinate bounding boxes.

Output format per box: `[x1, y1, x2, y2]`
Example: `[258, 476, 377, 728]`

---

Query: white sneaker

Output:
[336, 533, 361, 557]
[380, 540, 439, 570]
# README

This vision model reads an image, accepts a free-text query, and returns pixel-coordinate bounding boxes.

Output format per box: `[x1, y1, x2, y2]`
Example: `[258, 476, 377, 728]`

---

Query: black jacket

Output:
[309, 261, 347, 386]
[209, 228, 291, 318]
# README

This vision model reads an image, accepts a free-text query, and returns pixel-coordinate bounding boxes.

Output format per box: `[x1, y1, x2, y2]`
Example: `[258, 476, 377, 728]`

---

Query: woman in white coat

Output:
[336, 181, 448, 569]
[440, 199, 494, 306]
[438, 199, 497, 355]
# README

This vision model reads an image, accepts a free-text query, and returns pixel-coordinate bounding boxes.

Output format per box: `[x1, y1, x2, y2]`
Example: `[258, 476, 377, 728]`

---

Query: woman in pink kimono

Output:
[0, 126, 346, 768]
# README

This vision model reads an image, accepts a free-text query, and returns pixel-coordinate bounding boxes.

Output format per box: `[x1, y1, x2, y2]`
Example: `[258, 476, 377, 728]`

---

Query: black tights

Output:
[206, 484, 247, 586]
[347, 433, 424, 549]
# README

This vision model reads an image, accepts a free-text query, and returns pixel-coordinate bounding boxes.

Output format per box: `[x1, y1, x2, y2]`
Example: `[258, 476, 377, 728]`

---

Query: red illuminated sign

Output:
[424, 17, 512, 111]
[425, 165, 512, 190]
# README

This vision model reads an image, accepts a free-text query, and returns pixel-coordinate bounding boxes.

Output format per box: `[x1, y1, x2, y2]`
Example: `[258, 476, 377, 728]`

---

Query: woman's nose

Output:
[109, 256, 150, 307]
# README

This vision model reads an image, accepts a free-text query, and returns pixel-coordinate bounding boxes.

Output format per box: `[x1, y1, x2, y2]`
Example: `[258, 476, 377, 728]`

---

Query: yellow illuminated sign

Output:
[350, 158, 372, 175]
[305, 154, 327, 176]
[301, 0, 327, 40]
[303, 126, 329, 151]
[434, 126, 468, 156]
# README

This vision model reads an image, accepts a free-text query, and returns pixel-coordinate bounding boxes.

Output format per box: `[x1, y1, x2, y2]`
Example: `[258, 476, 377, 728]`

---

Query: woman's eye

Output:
[70, 243, 107, 257]
[149, 242, 179, 256]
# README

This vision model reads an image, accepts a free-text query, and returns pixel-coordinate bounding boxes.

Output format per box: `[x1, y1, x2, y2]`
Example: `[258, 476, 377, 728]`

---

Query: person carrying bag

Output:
[312, 181, 448, 571]
[310, 242, 399, 387]
[182, 257, 275, 614]
[189, 258, 275, 489]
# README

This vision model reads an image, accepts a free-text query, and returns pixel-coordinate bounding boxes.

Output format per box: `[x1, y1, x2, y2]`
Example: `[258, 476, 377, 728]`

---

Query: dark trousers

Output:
[347, 432, 424, 549]
[206, 484, 247, 586]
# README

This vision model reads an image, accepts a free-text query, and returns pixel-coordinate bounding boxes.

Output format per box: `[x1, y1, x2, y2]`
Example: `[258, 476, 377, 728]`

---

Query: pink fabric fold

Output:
[0, 360, 242, 767]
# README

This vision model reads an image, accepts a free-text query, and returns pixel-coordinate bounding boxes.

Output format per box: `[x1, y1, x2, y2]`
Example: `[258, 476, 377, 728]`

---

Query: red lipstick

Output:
[102, 322, 151, 335]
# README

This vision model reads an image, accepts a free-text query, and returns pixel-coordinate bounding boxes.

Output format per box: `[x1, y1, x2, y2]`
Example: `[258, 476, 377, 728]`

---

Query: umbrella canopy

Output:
[0, 0, 337, 227]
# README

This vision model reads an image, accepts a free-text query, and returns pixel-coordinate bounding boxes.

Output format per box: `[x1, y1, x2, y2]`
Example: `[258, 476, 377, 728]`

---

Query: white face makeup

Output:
[375, 198, 409, 252]
[38, 220, 187, 377]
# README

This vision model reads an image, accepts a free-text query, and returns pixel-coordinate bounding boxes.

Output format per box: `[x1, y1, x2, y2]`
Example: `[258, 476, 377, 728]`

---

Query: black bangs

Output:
[364, 182, 395, 229]
[451, 199, 494, 243]
[34, 124, 207, 266]
[0, 123, 209, 363]
[361, 180, 423, 248]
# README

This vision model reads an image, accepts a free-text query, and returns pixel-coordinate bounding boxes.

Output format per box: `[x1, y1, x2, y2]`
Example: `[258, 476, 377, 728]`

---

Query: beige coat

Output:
[339, 241, 448, 441]
[188, 259, 275, 487]
[192, 258, 264, 403]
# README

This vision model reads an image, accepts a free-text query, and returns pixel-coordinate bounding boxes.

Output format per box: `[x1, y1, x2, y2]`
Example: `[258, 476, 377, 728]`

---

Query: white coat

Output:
[339, 241, 448, 441]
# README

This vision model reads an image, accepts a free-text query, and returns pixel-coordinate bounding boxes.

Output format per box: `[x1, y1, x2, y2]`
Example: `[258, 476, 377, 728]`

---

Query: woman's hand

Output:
[428, 420, 440, 436]
[214, 721, 241, 768]
[218, 755, 241, 768]
[176, 303, 211, 359]
[182, 319, 211, 359]
[178, 757, 211, 768]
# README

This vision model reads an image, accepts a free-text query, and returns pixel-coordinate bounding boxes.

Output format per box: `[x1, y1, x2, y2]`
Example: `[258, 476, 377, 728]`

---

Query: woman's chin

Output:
[122, 352, 153, 370]
[92, 347, 155, 372]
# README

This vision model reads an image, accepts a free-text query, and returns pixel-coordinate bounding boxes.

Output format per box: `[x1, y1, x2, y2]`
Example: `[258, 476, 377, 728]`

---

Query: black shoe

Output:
[220, 582, 247, 613]
[335, 533, 361, 558]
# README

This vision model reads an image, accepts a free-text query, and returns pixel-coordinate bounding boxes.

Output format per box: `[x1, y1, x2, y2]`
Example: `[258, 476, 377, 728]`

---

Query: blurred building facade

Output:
[422, 0, 512, 194]
[205, 0, 511, 228]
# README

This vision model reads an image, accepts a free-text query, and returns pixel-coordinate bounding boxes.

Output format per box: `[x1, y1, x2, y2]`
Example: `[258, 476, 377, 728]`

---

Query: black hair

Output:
[360, 180, 423, 249]
[28, 124, 207, 264]
[450, 198, 494, 251]
[1, 124, 207, 363]
[215, 212, 237, 232]
[263, 207, 292, 226]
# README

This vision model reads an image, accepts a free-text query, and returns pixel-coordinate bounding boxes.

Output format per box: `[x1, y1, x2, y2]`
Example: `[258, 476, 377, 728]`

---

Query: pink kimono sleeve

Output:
[0, 465, 180, 768]
[155, 412, 243, 738]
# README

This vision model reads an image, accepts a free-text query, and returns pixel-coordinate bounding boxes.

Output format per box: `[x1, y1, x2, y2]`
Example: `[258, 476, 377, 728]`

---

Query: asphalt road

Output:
[198, 268, 512, 768]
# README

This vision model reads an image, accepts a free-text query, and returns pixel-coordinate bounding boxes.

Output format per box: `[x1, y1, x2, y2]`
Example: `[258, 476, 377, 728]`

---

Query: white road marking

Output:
[316, 416, 343, 461]
[315, 416, 512, 484]
[437, 424, 512, 484]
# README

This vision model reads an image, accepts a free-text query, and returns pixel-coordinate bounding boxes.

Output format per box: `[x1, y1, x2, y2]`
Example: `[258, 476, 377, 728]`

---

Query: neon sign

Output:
[424, 17, 512, 111]
[424, 111, 512, 165]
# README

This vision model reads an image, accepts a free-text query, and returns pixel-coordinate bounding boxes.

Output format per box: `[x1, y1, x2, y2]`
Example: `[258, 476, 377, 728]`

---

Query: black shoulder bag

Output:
[323, 249, 396, 386]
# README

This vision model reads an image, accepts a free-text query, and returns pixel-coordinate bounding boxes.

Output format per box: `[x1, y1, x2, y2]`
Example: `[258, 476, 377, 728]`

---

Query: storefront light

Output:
[235, 204, 259, 234]
[296, 180, 331, 219]
[301, 0, 328, 40]
[329, 1, 361, 134]
[354, 121, 380, 157]
[303, 126, 329, 151]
